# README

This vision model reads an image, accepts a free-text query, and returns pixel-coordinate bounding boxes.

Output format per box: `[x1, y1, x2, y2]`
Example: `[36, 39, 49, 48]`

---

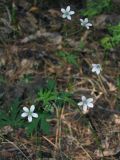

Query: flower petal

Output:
[77, 102, 83, 106]
[66, 6, 70, 12]
[62, 14, 67, 18]
[96, 69, 100, 75]
[81, 96, 86, 102]
[92, 64, 96, 67]
[28, 115, 32, 122]
[80, 19, 84, 23]
[83, 103, 88, 108]
[84, 18, 88, 23]
[87, 103, 94, 108]
[32, 113, 38, 118]
[81, 23, 84, 26]
[87, 98, 93, 103]
[92, 64, 97, 72]
[23, 107, 29, 112]
[69, 11, 75, 15]
[92, 68, 96, 72]
[61, 8, 65, 13]
[30, 105, 35, 112]
[67, 15, 71, 20]
[92, 64, 97, 69]
[83, 105, 88, 112]
[87, 23, 92, 27]
[21, 112, 28, 117]
[86, 25, 90, 29]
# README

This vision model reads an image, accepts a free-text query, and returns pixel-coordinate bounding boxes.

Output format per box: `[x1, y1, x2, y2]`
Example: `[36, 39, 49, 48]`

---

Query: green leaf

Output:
[9, 99, 20, 121]
[0, 111, 9, 128]
[81, 0, 112, 18]
[100, 36, 113, 50]
[26, 112, 50, 135]
[26, 114, 41, 135]
[47, 79, 56, 91]
[57, 51, 78, 67]
[0, 99, 22, 128]
[101, 23, 120, 51]
[37, 89, 56, 105]
[40, 112, 50, 135]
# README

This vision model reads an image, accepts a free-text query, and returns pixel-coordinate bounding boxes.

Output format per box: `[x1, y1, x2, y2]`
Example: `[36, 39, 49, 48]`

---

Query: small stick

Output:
[2, 139, 30, 160]
[97, 105, 120, 115]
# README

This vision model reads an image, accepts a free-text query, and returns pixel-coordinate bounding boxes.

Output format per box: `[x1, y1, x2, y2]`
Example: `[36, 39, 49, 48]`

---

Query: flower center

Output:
[96, 65, 100, 69]
[83, 100, 88, 106]
[83, 21, 88, 26]
[65, 11, 69, 16]
[28, 111, 32, 116]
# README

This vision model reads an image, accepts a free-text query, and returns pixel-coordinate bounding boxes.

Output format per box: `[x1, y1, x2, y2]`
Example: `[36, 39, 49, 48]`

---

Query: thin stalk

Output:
[98, 74, 107, 94]
[86, 114, 105, 158]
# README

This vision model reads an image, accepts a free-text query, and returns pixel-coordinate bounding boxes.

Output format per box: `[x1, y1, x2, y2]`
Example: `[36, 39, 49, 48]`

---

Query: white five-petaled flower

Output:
[80, 18, 92, 29]
[61, 6, 75, 20]
[92, 64, 102, 75]
[21, 105, 38, 122]
[78, 96, 94, 113]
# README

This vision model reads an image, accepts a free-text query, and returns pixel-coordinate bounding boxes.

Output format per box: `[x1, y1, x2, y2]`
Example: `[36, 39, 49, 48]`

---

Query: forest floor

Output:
[0, 0, 120, 160]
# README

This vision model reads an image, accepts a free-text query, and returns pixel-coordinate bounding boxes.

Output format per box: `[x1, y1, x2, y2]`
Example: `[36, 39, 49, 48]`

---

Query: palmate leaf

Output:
[26, 113, 41, 135]
[9, 99, 21, 121]
[0, 99, 22, 128]
[0, 111, 9, 128]
[37, 89, 56, 105]
[8, 99, 23, 127]
[26, 112, 51, 135]
[57, 51, 78, 67]
[40, 112, 50, 135]
[81, 0, 112, 18]
[47, 79, 56, 91]
[55, 92, 75, 107]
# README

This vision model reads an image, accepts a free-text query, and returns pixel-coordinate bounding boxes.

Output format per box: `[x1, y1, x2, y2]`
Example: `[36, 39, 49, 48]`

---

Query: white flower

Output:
[92, 64, 102, 75]
[61, 6, 75, 20]
[21, 105, 38, 122]
[78, 96, 94, 113]
[80, 18, 92, 29]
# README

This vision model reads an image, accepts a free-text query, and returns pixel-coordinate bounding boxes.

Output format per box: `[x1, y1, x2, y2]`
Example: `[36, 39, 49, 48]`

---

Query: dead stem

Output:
[98, 74, 107, 94]
[80, 145, 93, 160]
[42, 136, 57, 149]
[2, 139, 30, 160]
